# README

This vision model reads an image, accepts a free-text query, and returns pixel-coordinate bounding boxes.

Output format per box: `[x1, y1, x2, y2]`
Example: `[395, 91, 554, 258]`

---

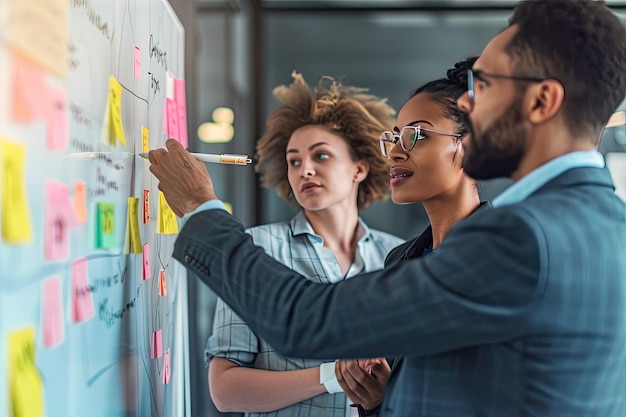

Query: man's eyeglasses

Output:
[379, 126, 462, 158]
[467, 69, 547, 104]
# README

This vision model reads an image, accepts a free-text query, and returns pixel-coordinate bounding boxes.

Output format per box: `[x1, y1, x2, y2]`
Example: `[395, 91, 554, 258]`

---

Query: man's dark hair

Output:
[507, 0, 626, 140]
[412, 56, 478, 138]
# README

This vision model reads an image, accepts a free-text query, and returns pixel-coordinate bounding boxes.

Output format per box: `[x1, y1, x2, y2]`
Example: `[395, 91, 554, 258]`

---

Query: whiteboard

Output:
[0, 0, 190, 416]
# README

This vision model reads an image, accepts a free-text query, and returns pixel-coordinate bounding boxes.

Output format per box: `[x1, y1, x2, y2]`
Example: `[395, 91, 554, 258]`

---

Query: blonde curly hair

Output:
[255, 72, 396, 210]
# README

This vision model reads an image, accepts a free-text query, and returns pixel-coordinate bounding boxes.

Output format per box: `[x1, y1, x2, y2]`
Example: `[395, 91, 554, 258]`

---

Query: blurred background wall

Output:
[167, 1, 626, 415]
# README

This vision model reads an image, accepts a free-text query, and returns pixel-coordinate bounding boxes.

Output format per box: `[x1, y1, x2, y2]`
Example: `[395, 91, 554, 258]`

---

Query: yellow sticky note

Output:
[127, 197, 142, 254]
[8, 327, 44, 417]
[1, 139, 33, 244]
[108, 75, 126, 146]
[142, 126, 149, 153]
[223, 202, 233, 214]
[157, 191, 178, 234]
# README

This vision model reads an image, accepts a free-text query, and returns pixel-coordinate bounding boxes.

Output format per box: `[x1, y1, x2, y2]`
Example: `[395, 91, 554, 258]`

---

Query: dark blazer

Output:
[175, 167, 626, 416]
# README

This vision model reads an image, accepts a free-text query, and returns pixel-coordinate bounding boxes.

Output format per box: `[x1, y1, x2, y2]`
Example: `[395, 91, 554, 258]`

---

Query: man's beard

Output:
[461, 101, 528, 180]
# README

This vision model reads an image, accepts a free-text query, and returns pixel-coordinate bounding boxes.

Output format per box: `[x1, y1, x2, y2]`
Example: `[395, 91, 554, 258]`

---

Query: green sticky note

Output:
[96, 202, 116, 249]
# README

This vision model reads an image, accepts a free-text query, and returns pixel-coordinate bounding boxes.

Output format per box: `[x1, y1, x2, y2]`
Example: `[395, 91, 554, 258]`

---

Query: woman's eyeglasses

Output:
[379, 125, 461, 158]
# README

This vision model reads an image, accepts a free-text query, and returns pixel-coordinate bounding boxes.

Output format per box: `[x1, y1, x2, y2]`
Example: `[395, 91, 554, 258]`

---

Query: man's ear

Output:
[526, 80, 565, 125]
[452, 138, 465, 169]
[354, 160, 369, 183]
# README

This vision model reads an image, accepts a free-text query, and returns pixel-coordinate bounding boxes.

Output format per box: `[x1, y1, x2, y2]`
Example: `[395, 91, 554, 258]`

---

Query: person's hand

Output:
[148, 139, 218, 217]
[335, 358, 390, 411]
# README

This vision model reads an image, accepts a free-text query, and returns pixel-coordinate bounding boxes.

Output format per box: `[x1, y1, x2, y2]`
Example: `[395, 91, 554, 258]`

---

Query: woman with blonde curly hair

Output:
[205, 72, 403, 417]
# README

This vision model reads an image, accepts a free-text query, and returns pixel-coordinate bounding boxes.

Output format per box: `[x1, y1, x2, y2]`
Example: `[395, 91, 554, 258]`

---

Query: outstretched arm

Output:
[149, 139, 545, 360]
[174, 206, 544, 360]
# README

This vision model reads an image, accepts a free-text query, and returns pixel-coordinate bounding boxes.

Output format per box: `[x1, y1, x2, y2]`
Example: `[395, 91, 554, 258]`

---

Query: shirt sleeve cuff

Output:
[182, 199, 229, 226]
[319, 361, 344, 394]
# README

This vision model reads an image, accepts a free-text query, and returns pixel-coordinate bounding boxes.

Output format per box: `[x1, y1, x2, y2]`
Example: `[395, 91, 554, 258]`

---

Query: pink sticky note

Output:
[133, 46, 141, 79]
[142, 242, 151, 280]
[162, 348, 170, 384]
[71, 257, 94, 323]
[174, 78, 188, 148]
[44, 180, 76, 261]
[165, 98, 179, 141]
[166, 99, 178, 140]
[150, 329, 162, 359]
[12, 52, 48, 122]
[46, 86, 68, 150]
[42, 277, 64, 348]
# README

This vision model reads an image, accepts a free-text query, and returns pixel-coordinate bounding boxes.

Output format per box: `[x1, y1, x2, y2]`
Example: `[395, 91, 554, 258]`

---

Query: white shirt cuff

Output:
[319, 361, 344, 394]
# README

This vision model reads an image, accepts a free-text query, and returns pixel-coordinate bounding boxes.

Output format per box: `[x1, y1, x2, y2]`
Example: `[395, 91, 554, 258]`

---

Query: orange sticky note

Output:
[158, 270, 167, 296]
[42, 277, 64, 348]
[11, 52, 48, 122]
[142, 189, 150, 224]
[1, 138, 33, 244]
[156, 191, 178, 234]
[71, 257, 94, 323]
[141, 126, 149, 153]
[162, 348, 170, 384]
[44, 180, 76, 261]
[142, 242, 151, 280]
[174, 78, 188, 148]
[8, 327, 44, 417]
[150, 329, 162, 359]
[46, 85, 68, 150]
[73, 181, 87, 224]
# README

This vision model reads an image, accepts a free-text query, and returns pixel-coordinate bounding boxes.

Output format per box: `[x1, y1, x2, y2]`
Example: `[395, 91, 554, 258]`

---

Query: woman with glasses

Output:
[205, 72, 403, 417]
[336, 56, 491, 416]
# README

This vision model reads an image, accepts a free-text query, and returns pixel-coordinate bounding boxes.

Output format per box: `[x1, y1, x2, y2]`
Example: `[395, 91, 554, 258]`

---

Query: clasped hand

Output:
[335, 358, 390, 411]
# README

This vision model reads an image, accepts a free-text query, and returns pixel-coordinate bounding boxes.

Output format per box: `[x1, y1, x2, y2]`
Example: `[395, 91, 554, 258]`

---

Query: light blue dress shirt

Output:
[492, 150, 605, 207]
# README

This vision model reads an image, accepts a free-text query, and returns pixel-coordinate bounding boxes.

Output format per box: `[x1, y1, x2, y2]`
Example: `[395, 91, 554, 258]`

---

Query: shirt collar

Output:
[492, 150, 605, 208]
[290, 210, 370, 244]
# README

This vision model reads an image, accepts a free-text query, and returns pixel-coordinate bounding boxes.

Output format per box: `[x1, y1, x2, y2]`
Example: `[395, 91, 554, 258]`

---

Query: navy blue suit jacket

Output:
[175, 167, 626, 416]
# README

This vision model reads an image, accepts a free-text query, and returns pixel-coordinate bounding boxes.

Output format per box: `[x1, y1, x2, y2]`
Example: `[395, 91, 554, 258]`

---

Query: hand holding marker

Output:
[138, 152, 252, 165]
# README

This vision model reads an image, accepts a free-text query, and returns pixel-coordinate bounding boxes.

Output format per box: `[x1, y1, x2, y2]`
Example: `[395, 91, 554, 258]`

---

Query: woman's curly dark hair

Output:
[255, 72, 396, 209]
[411, 56, 478, 138]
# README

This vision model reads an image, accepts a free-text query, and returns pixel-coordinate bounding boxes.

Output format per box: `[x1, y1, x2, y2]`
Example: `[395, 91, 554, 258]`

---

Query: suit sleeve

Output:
[174, 207, 546, 359]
